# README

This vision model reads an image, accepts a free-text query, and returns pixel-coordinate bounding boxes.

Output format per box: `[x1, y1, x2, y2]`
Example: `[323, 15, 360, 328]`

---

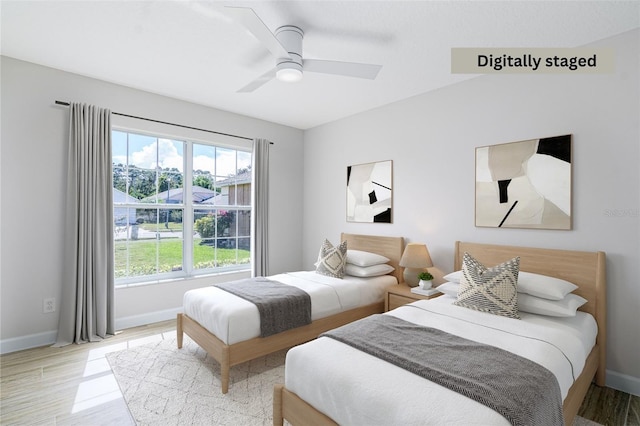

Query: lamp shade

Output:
[399, 243, 433, 268]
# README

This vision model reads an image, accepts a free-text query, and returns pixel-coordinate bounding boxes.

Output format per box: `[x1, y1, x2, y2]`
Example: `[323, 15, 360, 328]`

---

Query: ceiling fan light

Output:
[276, 67, 303, 83]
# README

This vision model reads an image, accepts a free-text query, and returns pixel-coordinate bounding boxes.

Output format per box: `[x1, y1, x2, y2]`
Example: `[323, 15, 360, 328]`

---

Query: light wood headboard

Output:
[454, 241, 607, 385]
[341, 233, 404, 283]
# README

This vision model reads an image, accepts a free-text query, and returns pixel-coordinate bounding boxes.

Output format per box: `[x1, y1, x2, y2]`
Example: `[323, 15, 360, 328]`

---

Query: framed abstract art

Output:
[347, 160, 393, 223]
[475, 135, 572, 230]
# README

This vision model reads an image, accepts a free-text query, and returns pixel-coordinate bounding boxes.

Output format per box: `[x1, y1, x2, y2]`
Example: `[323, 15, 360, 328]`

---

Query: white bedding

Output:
[284, 295, 597, 426]
[183, 271, 397, 345]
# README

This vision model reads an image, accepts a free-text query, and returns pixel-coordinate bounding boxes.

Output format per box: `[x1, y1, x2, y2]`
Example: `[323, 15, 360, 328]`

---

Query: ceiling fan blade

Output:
[303, 59, 382, 80]
[225, 6, 290, 60]
[237, 68, 277, 93]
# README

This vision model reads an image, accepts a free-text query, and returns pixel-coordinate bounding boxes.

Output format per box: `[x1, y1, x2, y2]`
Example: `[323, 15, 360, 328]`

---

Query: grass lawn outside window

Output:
[114, 236, 250, 279]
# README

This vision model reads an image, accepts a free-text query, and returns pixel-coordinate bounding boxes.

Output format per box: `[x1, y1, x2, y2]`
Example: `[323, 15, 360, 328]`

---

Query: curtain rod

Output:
[54, 100, 266, 143]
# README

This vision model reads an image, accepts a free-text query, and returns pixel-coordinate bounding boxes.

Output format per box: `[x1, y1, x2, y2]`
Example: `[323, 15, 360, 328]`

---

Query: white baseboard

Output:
[607, 369, 640, 397]
[0, 330, 58, 354]
[0, 308, 182, 355]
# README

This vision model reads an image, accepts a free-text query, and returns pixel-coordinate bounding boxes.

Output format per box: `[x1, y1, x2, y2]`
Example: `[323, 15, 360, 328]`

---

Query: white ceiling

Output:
[2, 1, 639, 129]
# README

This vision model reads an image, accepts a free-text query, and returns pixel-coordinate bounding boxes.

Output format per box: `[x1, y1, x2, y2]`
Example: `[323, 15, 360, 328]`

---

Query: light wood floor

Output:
[1, 321, 638, 425]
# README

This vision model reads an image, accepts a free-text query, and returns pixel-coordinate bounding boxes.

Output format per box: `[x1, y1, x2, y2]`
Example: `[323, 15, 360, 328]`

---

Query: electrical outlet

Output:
[43, 298, 55, 313]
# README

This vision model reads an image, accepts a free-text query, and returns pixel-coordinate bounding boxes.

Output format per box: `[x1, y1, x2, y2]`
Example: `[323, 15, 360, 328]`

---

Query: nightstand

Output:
[385, 282, 442, 312]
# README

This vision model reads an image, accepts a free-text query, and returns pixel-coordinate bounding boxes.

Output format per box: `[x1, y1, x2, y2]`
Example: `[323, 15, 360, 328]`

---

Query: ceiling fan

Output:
[226, 6, 383, 93]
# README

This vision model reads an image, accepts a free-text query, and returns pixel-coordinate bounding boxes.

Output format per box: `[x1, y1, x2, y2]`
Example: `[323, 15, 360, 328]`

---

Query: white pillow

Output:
[518, 293, 587, 317]
[516, 271, 578, 300]
[436, 282, 459, 297]
[443, 270, 463, 283]
[443, 270, 578, 300]
[346, 249, 390, 267]
[345, 263, 395, 278]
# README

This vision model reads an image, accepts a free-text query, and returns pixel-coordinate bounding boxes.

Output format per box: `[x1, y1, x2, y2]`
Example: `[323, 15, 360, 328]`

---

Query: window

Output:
[112, 130, 251, 285]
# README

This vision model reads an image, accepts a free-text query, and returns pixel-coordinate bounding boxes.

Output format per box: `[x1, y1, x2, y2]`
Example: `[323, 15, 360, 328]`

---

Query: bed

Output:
[177, 233, 404, 394]
[274, 241, 606, 425]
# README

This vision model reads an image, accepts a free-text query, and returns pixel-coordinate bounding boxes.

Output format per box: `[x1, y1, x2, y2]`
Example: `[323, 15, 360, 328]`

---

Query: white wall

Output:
[0, 57, 304, 351]
[303, 29, 640, 394]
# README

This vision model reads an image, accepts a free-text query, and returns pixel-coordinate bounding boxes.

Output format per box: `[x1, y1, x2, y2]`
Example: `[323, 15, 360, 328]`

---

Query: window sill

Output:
[115, 268, 250, 289]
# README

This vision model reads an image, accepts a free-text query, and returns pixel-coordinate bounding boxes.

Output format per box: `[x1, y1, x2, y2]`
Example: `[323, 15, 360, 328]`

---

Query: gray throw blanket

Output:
[322, 314, 564, 426]
[215, 277, 311, 337]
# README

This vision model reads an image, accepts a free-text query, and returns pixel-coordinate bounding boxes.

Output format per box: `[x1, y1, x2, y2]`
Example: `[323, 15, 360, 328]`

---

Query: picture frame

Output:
[347, 160, 393, 223]
[475, 135, 572, 230]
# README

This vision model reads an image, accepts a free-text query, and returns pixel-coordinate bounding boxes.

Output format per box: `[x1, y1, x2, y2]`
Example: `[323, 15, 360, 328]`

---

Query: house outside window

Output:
[112, 130, 251, 285]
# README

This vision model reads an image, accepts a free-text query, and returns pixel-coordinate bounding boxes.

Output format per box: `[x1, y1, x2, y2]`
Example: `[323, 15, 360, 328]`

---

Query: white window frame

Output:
[112, 117, 252, 287]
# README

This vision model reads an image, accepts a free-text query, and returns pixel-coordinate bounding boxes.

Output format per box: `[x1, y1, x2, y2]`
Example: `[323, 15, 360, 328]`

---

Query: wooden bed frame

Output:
[177, 233, 404, 394]
[274, 241, 606, 426]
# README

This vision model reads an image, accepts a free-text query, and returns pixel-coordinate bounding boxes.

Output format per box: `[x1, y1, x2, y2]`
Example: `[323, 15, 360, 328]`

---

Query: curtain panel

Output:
[56, 103, 115, 346]
[251, 138, 271, 277]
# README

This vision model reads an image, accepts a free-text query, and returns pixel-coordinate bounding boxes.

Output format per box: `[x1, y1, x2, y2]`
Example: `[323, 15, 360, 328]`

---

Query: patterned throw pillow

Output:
[453, 252, 521, 319]
[314, 239, 347, 278]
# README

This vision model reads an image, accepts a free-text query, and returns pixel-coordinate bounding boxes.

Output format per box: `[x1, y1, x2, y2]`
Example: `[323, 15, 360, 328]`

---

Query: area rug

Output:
[107, 336, 602, 426]
[574, 417, 603, 426]
[106, 336, 285, 425]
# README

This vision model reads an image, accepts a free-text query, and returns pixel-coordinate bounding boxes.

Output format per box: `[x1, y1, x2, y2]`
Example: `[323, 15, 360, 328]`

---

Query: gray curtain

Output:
[55, 103, 115, 346]
[251, 138, 270, 277]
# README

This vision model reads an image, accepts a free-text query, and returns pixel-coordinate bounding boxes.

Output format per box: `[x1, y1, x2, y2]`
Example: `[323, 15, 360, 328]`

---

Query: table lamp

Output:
[399, 243, 433, 287]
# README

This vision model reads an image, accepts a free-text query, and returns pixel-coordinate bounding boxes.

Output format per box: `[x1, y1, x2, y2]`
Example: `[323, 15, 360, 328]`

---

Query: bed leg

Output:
[221, 349, 230, 394]
[176, 314, 183, 349]
[221, 367, 229, 394]
[273, 384, 284, 426]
